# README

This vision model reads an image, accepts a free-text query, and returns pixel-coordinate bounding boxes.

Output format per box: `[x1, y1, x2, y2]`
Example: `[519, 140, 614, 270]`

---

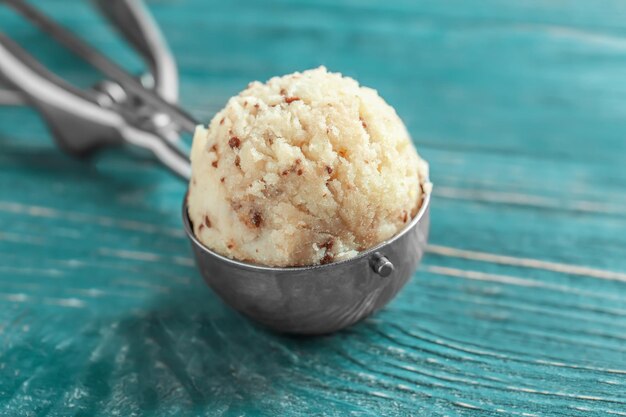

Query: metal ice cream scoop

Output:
[0, 0, 430, 334]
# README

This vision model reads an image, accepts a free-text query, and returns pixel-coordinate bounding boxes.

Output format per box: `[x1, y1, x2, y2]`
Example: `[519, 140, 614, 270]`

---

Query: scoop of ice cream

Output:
[187, 67, 430, 267]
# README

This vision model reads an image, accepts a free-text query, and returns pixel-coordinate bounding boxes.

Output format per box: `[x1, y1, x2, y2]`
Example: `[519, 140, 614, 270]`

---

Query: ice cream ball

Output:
[187, 67, 431, 267]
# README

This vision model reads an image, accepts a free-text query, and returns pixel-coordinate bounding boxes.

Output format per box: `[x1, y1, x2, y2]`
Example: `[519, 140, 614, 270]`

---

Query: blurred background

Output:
[1, 1, 626, 415]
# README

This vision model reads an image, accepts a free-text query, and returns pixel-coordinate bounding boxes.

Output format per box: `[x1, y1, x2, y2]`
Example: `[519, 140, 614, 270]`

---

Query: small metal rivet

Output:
[371, 254, 394, 277]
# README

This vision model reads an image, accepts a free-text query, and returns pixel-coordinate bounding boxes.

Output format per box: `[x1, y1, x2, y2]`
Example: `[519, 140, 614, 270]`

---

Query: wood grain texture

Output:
[1, 0, 626, 415]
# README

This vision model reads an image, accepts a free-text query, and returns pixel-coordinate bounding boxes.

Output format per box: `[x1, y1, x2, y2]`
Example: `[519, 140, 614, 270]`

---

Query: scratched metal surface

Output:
[1, 0, 626, 415]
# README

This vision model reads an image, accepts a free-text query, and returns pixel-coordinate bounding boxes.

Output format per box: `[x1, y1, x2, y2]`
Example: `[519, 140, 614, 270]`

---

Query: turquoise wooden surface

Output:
[1, 0, 626, 415]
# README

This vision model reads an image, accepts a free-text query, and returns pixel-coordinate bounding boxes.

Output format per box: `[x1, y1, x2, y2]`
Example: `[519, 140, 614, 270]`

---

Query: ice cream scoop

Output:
[0, 0, 432, 334]
[184, 68, 431, 333]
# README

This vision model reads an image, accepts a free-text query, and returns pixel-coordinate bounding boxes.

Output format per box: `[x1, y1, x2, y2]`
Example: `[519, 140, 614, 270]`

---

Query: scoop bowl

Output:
[182, 192, 430, 334]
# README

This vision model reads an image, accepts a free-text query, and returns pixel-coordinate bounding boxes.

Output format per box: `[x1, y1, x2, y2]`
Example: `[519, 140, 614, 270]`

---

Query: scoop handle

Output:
[93, 0, 179, 103]
[0, 31, 191, 180]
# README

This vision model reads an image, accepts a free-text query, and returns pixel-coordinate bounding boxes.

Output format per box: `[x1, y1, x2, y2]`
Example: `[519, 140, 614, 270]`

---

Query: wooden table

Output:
[1, 0, 625, 415]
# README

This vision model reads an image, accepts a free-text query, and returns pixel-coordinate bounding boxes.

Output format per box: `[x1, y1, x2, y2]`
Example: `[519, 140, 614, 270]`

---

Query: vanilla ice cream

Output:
[187, 67, 430, 267]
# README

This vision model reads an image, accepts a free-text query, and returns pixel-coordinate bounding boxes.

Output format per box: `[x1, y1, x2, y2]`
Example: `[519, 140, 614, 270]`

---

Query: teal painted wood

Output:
[1, 0, 626, 415]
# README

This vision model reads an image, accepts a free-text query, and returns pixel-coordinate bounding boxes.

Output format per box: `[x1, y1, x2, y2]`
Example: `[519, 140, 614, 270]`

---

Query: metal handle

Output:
[4, 0, 196, 132]
[94, 0, 178, 102]
[0, 0, 194, 180]
[0, 31, 191, 180]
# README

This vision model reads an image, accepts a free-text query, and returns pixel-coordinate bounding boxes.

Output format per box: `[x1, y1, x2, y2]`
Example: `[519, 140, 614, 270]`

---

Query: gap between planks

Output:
[426, 245, 626, 283]
[435, 186, 625, 215]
